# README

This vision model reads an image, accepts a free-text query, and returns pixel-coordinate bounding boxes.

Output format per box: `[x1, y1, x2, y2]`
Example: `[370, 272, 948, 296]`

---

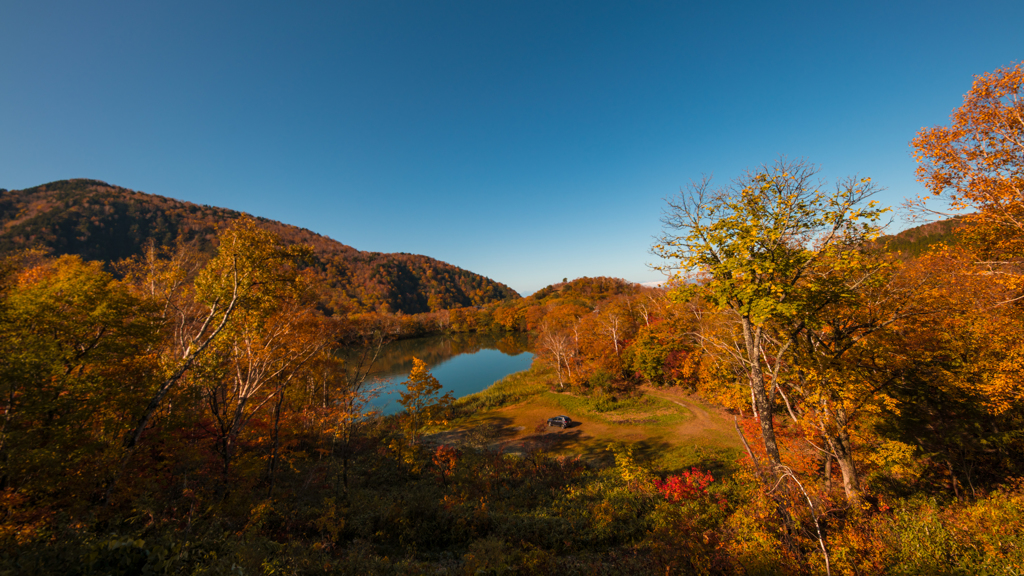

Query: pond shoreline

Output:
[356, 331, 534, 414]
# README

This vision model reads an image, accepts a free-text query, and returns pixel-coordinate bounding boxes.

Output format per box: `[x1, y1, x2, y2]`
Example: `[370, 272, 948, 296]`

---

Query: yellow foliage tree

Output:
[398, 358, 453, 449]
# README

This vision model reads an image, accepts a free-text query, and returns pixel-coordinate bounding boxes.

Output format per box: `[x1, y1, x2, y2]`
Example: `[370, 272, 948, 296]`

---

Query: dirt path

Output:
[646, 388, 713, 421]
[642, 386, 740, 449]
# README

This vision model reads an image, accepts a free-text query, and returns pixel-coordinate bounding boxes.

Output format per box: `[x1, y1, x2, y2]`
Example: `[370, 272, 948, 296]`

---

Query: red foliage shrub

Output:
[654, 468, 723, 508]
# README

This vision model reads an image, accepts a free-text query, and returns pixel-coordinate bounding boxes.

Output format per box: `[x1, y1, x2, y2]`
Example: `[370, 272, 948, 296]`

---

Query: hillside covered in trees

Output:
[871, 216, 964, 257]
[0, 179, 519, 314]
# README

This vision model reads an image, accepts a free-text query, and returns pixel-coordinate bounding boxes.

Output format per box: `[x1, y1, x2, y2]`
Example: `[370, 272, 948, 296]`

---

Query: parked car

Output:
[547, 415, 573, 429]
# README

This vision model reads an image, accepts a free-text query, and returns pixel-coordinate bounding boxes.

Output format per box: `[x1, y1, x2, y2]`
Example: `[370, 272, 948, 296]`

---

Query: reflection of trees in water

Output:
[339, 331, 532, 379]
[495, 332, 530, 356]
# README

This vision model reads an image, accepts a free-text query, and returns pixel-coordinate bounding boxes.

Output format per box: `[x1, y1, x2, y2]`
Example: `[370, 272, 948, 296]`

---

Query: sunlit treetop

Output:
[912, 62, 1024, 259]
[654, 158, 888, 326]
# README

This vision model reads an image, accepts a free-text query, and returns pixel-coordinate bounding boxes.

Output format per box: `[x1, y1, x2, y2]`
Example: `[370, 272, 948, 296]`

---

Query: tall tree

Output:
[654, 158, 887, 474]
[777, 251, 939, 501]
[203, 302, 329, 476]
[107, 214, 315, 507]
[912, 62, 1024, 422]
[332, 313, 399, 493]
[536, 303, 588, 389]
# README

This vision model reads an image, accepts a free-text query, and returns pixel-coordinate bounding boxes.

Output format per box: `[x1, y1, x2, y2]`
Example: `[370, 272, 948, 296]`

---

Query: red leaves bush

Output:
[654, 468, 725, 509]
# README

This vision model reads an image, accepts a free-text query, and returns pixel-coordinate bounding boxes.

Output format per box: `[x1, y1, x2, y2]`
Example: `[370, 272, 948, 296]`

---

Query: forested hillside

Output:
[872, 216, 964, 256]
[0, 179, 519, 313]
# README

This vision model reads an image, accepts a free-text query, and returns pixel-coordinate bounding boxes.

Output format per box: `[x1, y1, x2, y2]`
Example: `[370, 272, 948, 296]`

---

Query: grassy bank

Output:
[455, 361, 556, 412]
[546, 391, 690, 427]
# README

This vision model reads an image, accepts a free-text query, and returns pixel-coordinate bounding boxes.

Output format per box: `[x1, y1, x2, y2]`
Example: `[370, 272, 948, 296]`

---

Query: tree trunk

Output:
[125, 293, 237, 451]
[824, 455, 833, 493]
[265, 391, 285, 497]
[826, 407, 862, 503]
[834, 451, 860, 503]
[741, 318, 783, 469]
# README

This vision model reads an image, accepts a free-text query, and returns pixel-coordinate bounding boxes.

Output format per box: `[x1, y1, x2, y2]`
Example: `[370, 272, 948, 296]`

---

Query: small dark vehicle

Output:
[547, 415, 573, 429]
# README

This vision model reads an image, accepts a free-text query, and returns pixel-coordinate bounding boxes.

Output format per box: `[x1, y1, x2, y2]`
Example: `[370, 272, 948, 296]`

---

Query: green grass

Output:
[644, 442, 741, 477]
[545, 391, 690, 426]
[451, 361, 742, 476]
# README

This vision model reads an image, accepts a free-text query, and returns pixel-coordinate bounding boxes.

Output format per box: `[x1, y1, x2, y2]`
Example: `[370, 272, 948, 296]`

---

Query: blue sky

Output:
[2, 1, 1022, 295]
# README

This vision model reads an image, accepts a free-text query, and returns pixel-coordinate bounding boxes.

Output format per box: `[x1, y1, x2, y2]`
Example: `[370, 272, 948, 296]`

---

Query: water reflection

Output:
[342, 332, 533, 415]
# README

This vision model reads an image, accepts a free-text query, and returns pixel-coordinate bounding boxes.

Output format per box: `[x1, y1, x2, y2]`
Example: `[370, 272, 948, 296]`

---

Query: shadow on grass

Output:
[655, 443, 742, 479]
[578, 437, 741, 476]
[498, 429, 589, 455]
[423, 415, 521, 449]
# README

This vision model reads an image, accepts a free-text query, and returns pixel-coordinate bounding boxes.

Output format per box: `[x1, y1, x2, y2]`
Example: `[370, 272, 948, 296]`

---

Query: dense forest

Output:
[0, 179, 519, 314]
[1, 63, 1023, 575]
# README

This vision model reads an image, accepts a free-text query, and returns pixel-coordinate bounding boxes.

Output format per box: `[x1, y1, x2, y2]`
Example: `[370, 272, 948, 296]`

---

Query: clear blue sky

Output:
[2, 1, 1022, 295]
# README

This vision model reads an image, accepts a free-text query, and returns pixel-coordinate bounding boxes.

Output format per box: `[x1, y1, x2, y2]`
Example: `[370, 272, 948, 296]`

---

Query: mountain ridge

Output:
[0, 179, 520, 314]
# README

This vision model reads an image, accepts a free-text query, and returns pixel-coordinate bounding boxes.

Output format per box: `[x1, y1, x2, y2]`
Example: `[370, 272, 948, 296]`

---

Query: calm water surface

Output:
[347, 332, 533, 415]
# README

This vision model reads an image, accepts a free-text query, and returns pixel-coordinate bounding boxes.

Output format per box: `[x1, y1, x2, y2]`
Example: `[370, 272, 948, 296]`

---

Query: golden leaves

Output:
[912, 62, 1024, 258]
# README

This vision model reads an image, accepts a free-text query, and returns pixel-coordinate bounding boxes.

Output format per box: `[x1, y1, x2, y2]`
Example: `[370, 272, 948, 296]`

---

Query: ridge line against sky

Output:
[2, 0, 1022, 294]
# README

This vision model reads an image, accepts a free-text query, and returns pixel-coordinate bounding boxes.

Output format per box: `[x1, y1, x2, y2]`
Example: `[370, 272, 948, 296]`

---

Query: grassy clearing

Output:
[455, 363, 689, 428]
[545, 391, 690, 427]
[642, 441, 740, 477]
[449, 360, 742, 477]
[456, 361, 687, 427]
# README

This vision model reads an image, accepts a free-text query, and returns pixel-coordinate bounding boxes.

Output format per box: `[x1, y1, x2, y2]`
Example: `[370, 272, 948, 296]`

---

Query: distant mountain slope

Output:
[873, 217, 964, 257]
[0, 179, 520, 314]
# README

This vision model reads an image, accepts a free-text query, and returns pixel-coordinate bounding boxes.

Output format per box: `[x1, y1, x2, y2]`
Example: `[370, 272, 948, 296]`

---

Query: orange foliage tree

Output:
[912, 62, 1024, 423]
[398, 358, 453, 449]
[912, 62, 1024, 261]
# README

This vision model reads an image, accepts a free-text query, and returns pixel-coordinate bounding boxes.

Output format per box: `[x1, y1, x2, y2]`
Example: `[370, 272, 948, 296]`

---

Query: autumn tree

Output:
[202, 302, 330, 476]
[773, 251, 942, 502]
[538, 323, 576, 389]
[654, 158, 887, 473]
[493, 304, 527, 331]
[536, 303, 589, 388]
[584, 296, 642, 380]
[320, 313, 401, 492]
[184, 220, 331, 478]
[883, 250, 1024, 494]
[912, 62, 1024, 262]
[97, 216, 319, 501]
[911, 62, 1024, 445]
[398, 358, 453, 448]
[622, 297, 700, 388]
[0, 255, 160, 498]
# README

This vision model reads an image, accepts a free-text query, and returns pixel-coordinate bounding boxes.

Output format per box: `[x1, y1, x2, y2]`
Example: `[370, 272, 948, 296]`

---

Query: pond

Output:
[345, 332, 534, 415]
